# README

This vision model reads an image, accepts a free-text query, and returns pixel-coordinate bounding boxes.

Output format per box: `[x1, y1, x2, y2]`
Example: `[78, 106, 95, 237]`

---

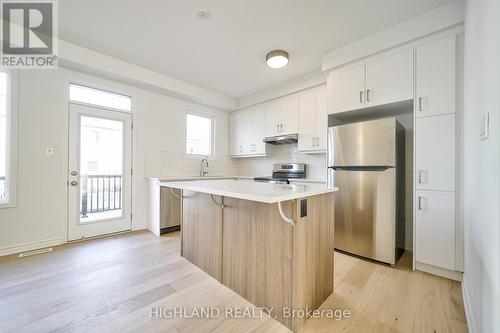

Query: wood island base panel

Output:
[181, 191, 335, 331]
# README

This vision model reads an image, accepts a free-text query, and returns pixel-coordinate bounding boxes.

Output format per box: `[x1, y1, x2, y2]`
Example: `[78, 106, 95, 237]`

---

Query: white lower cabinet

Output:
[415, 190, 456, 270]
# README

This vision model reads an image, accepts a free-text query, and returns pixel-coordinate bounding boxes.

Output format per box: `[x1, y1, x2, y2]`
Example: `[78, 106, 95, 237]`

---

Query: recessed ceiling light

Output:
[266, 50, 289, 69]
[197, 8, 210, 19]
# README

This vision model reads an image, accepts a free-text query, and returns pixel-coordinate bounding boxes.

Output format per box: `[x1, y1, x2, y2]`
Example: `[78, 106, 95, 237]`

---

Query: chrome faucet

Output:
[200, 157, 209, 176]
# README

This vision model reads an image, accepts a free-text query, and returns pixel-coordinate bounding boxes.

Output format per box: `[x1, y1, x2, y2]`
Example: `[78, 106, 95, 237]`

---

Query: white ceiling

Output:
[59, 0, 456, 99]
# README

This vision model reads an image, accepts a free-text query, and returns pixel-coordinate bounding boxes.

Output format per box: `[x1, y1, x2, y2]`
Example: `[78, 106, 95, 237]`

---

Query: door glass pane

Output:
[70, 84, 132, 111]
[0, 72, 7, 202]
[80, 116, 123, 223]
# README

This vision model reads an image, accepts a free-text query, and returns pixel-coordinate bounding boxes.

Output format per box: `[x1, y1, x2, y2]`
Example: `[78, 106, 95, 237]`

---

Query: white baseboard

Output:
[132, 223, 146, 231]
[0, 237, 65, 257]
[415, 261, 463, 281]
[461, 276, 477, 333]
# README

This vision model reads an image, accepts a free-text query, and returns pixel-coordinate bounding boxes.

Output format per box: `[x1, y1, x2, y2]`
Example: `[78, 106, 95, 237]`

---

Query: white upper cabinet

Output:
[298, 89, 316, 152]
[365, 49, 414, 107]
[265, 100, 282, 137]
[265, 95, 299, 137]
[328, 65, 365, 114]
[229, 112, 243, 155]
[328, 50, 413, 114]
[415, 114, 456, 192]
[240, 110, 253, 155]
[315, 86, 328, 150]
[298, 86, 327, 153]
[280, 95, 299, 135]
[229, 106, 267, 157]
[251, 106, 267, 154]
[416, 35, 456, 118]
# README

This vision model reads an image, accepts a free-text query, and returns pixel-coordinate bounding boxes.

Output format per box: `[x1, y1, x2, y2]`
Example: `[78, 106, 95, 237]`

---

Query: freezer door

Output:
[328, 118, 396, 167]
[334, 168, 396, 264]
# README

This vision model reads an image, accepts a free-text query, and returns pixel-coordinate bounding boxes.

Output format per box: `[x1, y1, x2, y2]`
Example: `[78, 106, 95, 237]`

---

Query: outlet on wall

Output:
[46, 147, 55, 157]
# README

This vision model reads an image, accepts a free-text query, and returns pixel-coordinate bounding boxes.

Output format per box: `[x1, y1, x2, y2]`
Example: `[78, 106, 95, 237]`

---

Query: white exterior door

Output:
[68, 103, 132, 241]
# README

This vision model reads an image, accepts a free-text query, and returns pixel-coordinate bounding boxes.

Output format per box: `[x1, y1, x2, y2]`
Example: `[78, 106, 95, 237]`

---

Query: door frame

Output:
[67, 101, 134, 241]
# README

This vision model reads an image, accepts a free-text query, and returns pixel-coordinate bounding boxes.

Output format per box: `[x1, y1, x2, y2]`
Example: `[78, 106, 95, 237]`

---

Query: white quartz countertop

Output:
[148, 176, 326, 184]
[159, 179, 338, 204]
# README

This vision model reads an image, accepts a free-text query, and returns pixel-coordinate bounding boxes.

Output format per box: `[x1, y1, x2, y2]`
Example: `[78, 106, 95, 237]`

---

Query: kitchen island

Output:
[160, 179, 338, 331]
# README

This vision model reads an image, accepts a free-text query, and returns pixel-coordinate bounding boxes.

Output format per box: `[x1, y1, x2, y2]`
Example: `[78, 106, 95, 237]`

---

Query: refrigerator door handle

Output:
[329, 166, 393, 171]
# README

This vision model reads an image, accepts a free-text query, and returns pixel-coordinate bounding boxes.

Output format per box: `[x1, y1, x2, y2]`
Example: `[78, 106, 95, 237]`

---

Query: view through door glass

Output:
[79, 116, 124, 223]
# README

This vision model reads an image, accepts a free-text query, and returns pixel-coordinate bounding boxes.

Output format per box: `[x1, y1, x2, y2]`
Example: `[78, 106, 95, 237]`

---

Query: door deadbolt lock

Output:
[70, 181, 78, 186]
[70, 171, 78, 176]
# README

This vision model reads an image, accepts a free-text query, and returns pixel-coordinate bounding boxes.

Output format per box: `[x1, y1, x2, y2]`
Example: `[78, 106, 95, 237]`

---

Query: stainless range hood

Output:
[263, 133, 298, 145]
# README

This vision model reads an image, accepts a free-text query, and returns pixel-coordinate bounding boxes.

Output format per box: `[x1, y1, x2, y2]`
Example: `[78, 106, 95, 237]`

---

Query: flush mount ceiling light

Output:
[266, 50, 289, 69]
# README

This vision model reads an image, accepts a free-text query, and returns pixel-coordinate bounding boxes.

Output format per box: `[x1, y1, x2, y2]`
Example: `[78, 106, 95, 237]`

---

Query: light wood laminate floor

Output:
[0, 230, 467, 333]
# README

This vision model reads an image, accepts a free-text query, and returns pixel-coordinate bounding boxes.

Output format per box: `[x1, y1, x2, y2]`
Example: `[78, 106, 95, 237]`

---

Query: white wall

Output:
[0, 68, 233, 255]
[463, 0, 500, 332]
[236, 145, 326, 181]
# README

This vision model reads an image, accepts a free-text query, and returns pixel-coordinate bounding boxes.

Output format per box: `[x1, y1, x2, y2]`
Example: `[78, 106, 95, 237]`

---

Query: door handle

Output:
[70, 180, 78, 186]
[366, 89, 371, 102]
[418, 170, 428, 184]
[359, 91, 364, 104]
[418, 97, 427, 111]
[418, 196, 427, 210]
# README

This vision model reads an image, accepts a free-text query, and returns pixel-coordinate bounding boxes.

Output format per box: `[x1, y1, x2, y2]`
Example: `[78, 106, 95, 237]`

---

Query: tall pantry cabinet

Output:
[414, 34, 463, 277]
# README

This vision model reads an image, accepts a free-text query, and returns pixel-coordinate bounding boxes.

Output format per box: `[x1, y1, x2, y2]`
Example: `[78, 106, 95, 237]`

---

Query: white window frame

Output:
[185, 110, 215, 157]
[0, 69, 18, 208]
[68, 83, 133, 113]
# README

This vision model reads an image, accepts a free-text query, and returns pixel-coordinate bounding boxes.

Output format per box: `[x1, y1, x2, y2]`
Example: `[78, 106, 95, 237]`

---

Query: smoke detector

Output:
[197, 9, 210, 19]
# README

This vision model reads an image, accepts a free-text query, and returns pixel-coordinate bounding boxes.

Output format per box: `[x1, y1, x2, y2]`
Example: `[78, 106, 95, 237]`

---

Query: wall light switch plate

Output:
[46, 147, 55, 157]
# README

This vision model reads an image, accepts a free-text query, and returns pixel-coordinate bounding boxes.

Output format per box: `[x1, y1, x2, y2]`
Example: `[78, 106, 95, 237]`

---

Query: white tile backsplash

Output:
[145, 150, 238, 178]
[236, 144, 327, 180]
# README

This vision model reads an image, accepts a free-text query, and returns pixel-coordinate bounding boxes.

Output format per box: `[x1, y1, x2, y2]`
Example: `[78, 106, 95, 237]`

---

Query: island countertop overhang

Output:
[159, 179, 338, 204]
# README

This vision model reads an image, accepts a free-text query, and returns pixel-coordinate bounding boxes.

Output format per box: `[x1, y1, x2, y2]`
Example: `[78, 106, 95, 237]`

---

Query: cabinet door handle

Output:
[418, 196, 427, 210]
[316, 137, 319, 147]
[280, 124, 283, 133]
[418, 170, 428, 184]
[418, 97, 426, 111]
[366, 89, 371, 102]
[312, 137, 315, 147]
[359, 91, 364, 104]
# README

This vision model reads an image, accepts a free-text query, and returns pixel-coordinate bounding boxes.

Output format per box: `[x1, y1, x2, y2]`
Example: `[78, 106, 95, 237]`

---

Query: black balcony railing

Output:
[81, 175, 122, 217]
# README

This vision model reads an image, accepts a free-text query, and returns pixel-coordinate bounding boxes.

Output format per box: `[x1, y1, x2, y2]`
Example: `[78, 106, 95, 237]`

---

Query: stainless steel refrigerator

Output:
[327, 117, 405, 265]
